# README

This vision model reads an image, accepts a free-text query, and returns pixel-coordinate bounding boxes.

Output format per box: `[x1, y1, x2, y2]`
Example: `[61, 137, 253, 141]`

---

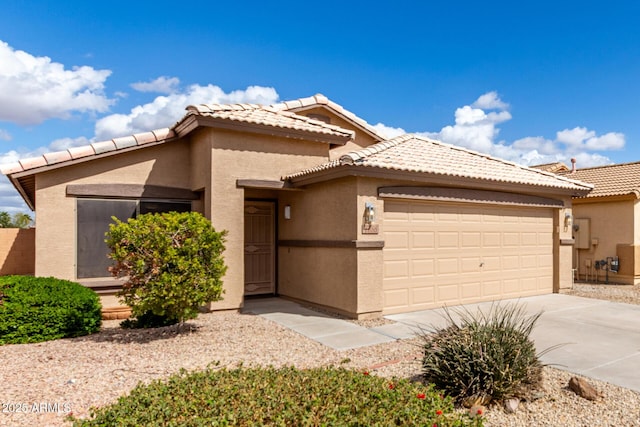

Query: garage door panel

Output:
[482, 256, 501, 271]
[461, 232, 481, 247]
[384, 260, 409, 278]
[437, 258, 459, 274]
[412, 286, 435, 305]
[412, 259, 434, 276]
[384, 289, 409, 309]
[385, 231, 409, 249]
[383, 201, 554, 314]
[503, 232, 520, 246]
[461, 257, 482, 272]
[462, 282, 481, 299]
[483, 232, 501, 247]
[412, 232, 435, 249]
[539, 254, 553, 267]
[437, 232, 459, 247]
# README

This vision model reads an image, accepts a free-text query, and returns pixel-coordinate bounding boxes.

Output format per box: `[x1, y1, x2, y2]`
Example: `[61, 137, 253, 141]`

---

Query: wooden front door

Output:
[244, 201, 276, 295]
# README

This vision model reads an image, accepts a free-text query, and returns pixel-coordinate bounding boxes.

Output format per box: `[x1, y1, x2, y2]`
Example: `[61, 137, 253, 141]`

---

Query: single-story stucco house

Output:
[2, 95, 593, 318]
[536, 160, 640, 285]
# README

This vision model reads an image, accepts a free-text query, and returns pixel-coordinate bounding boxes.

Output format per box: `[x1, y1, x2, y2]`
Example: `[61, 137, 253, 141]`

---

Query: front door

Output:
[244, 201, 276, 295]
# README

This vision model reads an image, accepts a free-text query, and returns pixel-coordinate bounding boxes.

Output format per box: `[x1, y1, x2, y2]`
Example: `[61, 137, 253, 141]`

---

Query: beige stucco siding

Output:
[34, 141, 191, 280]
[197, 129, 333, 311]
[277, 177, 361, 314]
[572, 198, 636, 283]
[294, 106, 380, 160]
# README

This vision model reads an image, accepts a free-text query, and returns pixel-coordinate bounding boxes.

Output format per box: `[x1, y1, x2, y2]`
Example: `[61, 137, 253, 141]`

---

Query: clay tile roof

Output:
[286, 134, 593, 193]
[558, 161, 640, 198]
[530, 162, 571, 173]
[184, 103, 354, 139]
[0, 127, 174, 176]
[272, 94, 385, 141]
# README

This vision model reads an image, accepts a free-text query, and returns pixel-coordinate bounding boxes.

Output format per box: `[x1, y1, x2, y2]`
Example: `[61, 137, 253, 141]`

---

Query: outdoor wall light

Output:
[564, 212, 573, 228]
[364, 202, 375, 224]
[284, 205, 291, 220]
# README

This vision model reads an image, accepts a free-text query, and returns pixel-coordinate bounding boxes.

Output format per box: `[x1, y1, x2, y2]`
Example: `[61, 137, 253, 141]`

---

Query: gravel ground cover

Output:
[1, 284, 639, 426]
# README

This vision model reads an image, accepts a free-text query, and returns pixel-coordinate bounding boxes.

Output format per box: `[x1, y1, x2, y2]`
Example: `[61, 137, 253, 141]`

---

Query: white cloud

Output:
[0, 40, 114, 125]
[131, 76, 180, 94]
[424, 100, 513, 153]
[0, 129, 11, 141]
[584, 132, 625, 151]
[556, 127, 625, 152]
[418, 91, 623, 168]
[512, 136, 559, 155]
[372, 123, 405, 139]
[94, 84, 279, 140]
[472, 91, 509, 110]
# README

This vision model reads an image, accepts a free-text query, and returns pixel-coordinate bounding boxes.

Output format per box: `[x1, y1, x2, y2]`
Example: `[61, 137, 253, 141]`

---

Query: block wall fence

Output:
[0, 228, 35, 275]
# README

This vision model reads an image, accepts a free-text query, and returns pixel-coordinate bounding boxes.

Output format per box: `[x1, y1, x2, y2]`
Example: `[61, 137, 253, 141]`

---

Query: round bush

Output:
[0, 276, 102, 345]
[106, 211, 227, 325]
[422, 304, 543, 405]
[73, 366, 483, 426]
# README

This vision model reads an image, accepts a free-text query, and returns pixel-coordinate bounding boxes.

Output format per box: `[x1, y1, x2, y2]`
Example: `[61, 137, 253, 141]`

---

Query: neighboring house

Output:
[545, 161, 640, 285]
[2, 95, 592, 318]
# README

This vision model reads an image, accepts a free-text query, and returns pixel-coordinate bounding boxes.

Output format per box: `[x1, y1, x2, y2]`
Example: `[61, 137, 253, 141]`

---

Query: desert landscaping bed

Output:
[2, 284, 640, 426]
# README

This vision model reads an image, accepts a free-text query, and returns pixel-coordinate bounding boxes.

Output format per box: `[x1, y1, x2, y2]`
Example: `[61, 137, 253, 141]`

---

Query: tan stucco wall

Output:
[294, 106, 380, 160]
[571, 198, 637, 284]
[277, 177, 362, 314]
[196, 129, 333, 311]
[34, 141, 192, 280]
[0, 228, 35, 275]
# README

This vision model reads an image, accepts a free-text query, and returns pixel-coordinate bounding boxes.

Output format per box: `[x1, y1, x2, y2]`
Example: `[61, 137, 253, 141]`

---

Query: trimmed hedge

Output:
[0, 276, 102, 344]
[73, 366, 484, 426]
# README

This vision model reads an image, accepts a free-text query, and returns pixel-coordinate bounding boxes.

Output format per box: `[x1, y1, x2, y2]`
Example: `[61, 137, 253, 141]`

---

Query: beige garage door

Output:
[383, 201, 554, 314]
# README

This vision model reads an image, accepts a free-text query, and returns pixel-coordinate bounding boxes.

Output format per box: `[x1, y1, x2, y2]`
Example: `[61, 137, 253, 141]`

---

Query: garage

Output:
[382, 198, 554, 314]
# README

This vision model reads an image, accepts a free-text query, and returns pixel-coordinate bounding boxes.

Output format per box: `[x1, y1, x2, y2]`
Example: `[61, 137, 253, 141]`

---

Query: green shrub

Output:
[0, 276, 102, 344]
[422, 303, 543, 405]
[120, 310, 179, 329]
[106, 211, 227, 326]
[73, 366, 483, 426]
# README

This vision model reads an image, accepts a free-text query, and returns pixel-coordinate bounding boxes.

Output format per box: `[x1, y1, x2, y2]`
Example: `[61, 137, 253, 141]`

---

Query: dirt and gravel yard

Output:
[1, 282, 639, 427]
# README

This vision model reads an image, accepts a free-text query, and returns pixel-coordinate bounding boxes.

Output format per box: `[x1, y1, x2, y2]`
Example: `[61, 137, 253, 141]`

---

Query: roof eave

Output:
[8, 175, 35, 211]
[288, 165, 593, 197]
[177, 115, 353, 146]
[573, 192, 639, 203]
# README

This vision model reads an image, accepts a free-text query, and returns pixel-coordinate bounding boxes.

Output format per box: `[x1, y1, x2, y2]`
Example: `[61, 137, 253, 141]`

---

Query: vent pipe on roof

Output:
[570, 157, 576, 173]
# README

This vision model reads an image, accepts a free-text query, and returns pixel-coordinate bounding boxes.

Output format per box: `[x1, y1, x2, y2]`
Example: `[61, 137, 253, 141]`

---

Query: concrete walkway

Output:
[243, 294, 640, 392]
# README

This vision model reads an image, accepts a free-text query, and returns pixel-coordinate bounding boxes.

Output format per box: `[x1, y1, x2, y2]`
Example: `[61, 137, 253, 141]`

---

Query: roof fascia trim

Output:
[178, 116, 352, 145]
[378, 186, 565, 208]
[288, 165, 591, 196]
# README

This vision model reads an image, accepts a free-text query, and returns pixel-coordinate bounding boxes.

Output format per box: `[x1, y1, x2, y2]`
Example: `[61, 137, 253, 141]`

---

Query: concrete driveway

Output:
[386, 294, 640, 393]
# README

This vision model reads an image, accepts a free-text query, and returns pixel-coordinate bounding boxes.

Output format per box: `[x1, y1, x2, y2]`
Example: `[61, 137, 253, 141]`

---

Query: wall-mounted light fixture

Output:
[364, 202, 375, 225]
[284, 205, 291, 220]
[564, 211, 573, 228]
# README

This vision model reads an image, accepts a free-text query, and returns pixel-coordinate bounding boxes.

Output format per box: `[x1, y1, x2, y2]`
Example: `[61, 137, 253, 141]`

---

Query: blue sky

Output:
[1, 1, 639, 214]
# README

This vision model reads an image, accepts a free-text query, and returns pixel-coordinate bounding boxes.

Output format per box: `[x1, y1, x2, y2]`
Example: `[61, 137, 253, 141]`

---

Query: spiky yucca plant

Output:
[422, 303, 547, 405]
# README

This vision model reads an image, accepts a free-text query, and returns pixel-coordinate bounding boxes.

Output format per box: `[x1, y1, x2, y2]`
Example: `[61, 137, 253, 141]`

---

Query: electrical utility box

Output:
[573, 218, 591, 249]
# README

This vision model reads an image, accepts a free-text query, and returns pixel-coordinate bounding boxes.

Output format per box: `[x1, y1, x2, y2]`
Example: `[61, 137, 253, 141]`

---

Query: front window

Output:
[76, 199, 191, 278]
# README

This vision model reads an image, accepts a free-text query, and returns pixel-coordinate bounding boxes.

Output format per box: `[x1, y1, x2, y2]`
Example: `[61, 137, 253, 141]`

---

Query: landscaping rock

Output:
[503, 397, 520, 413]
[568, 376, 602, 401]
